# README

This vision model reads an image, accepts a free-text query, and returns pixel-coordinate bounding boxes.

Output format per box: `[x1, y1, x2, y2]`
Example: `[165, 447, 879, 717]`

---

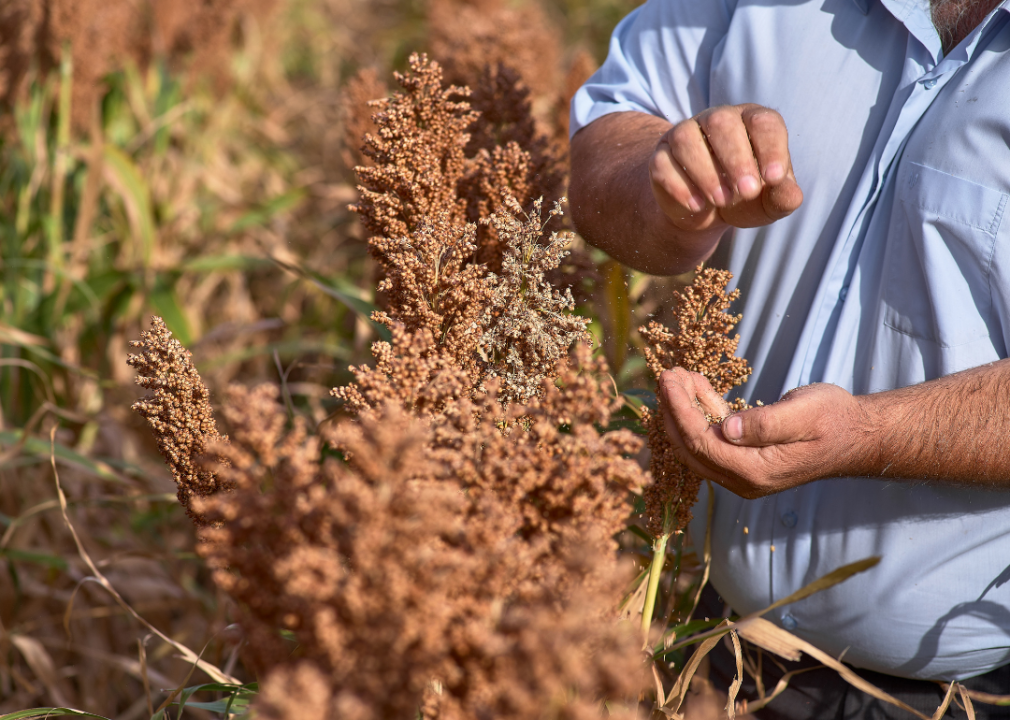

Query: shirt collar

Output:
[876, 0, 1010, 64]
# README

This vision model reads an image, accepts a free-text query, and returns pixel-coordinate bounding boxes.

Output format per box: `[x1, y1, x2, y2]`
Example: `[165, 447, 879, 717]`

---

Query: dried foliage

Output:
[127, 317, 229, 522]
[639, 266, 751, 537]
[0, 0, 278, 128]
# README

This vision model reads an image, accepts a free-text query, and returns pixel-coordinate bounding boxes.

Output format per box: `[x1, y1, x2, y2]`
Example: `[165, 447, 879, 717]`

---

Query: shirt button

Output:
[923, 77, 938, 89]
[782, 614, 798, 631]
[839, 286, 848, 302]
[781, 510, 798, 528]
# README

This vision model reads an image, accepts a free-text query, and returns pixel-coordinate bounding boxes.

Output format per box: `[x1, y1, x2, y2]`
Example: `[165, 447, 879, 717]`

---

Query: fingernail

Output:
[738, 175, 760, 197]
[764, 162, 784, 182]
[724, 415, 743, 442]
[711, 186, 727, 206]
[688, 194, 705, 212]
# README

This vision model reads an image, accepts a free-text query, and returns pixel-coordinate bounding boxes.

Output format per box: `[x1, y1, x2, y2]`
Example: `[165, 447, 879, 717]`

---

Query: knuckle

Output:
[752, 412, 776, 440]
[701, 107, 739, 135]
[749, 108, 784, 128]
[667, 123, 698, 152]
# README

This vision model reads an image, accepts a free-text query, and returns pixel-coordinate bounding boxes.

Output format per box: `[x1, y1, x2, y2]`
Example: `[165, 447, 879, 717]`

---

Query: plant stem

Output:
[641, 531, 670, 644]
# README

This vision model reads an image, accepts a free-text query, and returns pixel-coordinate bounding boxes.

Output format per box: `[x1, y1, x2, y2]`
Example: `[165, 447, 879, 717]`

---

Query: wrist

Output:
[839, 392, 888, 478]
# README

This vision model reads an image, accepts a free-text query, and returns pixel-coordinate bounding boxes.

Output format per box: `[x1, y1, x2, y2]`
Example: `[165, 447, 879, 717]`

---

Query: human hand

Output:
[649, 104, 804, 233]
[658, 368, 877, 498]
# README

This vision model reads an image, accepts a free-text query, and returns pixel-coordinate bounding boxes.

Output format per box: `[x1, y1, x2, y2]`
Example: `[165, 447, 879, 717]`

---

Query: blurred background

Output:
[0, 0, 699, 714]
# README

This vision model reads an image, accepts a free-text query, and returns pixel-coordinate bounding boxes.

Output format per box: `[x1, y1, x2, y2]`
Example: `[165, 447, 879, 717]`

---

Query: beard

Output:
[930, 0, 1001, 50]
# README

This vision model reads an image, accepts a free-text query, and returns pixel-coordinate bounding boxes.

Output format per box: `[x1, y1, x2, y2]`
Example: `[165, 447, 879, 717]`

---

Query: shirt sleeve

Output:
[569, 0, 735, 137]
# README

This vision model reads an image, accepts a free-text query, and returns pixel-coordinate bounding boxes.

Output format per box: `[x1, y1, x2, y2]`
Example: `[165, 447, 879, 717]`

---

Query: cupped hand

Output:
[649, 104, 804, 232]
[658, 368, 878, 498]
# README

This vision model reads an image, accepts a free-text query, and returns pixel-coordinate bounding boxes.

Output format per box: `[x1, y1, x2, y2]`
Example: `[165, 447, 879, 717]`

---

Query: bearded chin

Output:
[930, 0, 997, 50]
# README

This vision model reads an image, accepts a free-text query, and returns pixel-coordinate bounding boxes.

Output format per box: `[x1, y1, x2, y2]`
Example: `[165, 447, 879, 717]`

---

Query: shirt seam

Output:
[986, 194, 1007, 324]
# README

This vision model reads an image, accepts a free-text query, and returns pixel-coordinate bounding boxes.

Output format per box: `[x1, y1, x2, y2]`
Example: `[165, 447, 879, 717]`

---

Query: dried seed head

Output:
[127, 316, 228, 523]
[639, 266, 751, 536]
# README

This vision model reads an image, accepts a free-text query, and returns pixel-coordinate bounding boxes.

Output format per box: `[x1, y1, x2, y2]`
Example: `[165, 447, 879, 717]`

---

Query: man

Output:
[568, 0, 1010, 715]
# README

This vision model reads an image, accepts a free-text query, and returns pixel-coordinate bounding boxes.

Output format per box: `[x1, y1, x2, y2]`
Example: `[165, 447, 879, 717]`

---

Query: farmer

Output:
[569, 0, 1010, 715]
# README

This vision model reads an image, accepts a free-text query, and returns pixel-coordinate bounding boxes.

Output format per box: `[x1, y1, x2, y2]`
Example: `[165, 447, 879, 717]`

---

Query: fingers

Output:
[697, 106, 762, 204]
[649, 142, 717, 227]
[659, 371, 737, 483]
[650, 104, 802, 230]
[739, 105, 790, 185]
[739, 106, 804, 220]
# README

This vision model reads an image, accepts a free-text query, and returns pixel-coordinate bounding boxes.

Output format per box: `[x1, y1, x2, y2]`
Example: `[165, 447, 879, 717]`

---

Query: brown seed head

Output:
[127, 316, 228, 523]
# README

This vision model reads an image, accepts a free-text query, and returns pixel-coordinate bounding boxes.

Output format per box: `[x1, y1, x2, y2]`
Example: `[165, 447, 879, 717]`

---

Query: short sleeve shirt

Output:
[571, 0, 1010, 681]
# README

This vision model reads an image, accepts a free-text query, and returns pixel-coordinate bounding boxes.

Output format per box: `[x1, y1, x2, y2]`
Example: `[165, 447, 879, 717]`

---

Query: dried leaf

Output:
[734, 618, 930, 720]
[665, 621, 728, 715]
[727, 629, 743, 719]
[931, 680, 957, 720]
[10, 635, 71, 708]
[959, 684, 977, 720]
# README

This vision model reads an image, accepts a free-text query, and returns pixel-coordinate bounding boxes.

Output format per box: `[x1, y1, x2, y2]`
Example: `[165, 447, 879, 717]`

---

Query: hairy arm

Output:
[568, 112, 721, 275]
[659, 359, 1010, 498]
[569, 107, 803, 276]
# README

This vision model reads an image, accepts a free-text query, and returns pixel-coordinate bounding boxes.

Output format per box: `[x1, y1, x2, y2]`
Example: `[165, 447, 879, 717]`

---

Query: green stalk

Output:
[48, 46, 72, 262]
[640, 531, 670, 643]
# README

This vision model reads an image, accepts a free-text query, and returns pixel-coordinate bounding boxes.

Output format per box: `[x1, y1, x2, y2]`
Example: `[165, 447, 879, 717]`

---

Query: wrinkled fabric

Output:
[572, 0, 1010, 681]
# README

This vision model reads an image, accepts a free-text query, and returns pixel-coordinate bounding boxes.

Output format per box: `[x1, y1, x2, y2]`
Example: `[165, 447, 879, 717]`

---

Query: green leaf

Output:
[180, 254, 273, 273]
[0, 548, 68, 569]
[230, 189, 306, 233]
[149, 274, 192, 347]
[0, 709, 112, 720]
[621, 388, 657, 410]
[170, 682, 258, 718]
[102, 145, 155, 265]
[270, 257, 391, 342]
[199, 340, 351, 370]
[0, 431, 131, 484]
[624, 524, 652, 544]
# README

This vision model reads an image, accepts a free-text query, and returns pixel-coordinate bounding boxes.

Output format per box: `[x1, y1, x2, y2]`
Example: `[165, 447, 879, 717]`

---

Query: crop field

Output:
[0, 1, 975, 719]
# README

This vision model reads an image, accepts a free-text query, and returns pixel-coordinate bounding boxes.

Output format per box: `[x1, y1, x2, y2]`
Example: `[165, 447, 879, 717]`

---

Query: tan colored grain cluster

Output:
[478, 197, 590, 404]
[126, 316, 229, 523]
[130, 52, 650, 719]
[350, 54, 587, 407]
[428, 0, 559, 101]
[639, 266, 751, 537]
[195, 381, 646, 720]
[0, 0, 277, 128]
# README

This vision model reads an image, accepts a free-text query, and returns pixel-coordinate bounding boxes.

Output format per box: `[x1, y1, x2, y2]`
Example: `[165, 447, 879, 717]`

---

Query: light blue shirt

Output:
[572, 0, 1010, 681]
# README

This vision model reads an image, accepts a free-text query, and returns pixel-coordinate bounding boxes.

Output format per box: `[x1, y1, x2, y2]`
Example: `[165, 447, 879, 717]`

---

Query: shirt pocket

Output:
[882, 161, 1007, 348]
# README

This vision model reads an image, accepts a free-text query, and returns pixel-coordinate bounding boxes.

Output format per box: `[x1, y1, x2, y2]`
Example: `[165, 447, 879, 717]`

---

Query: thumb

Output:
[761, 173, 803, 221]
[721, 399, 815, 447]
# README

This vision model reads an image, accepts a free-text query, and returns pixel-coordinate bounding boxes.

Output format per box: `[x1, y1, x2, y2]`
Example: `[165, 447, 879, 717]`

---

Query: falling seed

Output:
[743, 526, 749, 534]
[770, 544, 776, 552]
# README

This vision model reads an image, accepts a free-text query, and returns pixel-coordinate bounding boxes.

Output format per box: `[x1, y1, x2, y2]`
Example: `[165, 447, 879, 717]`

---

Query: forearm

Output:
[568, 112, 725, 276]
[854, 359, 1010, 485]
